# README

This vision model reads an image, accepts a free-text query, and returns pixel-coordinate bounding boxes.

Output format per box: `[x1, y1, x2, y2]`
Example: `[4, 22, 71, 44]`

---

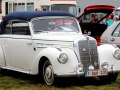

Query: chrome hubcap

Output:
[45, 65, 54, 84]
[45, 65, 52, 79]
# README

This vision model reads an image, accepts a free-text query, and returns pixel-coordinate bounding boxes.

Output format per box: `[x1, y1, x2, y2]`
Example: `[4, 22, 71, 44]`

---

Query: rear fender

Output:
[0, 46, 5, 67]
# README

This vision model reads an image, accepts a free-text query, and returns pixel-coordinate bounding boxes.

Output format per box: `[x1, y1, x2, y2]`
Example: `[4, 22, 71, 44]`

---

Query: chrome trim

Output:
[74, 36, 99, 70]
[73, 36, 86, 63]
[87, 37, 92, 64]
[55, 72, 84, 77]
[54, 70, 120, 77]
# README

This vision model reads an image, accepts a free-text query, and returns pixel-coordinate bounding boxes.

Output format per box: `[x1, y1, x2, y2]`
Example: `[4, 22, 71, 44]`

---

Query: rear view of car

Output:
[77, 5, 115, 45]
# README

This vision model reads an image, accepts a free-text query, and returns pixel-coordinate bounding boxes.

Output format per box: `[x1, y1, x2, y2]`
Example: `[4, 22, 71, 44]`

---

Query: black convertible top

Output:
[0, 11, 74, 33]
[3, 11, 74, 22]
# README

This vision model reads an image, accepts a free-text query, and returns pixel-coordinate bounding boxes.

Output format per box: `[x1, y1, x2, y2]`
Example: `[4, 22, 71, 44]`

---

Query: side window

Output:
[112, 24, 120, 37]
[12, 20, 30, 35]
[4, 21, 12, 34]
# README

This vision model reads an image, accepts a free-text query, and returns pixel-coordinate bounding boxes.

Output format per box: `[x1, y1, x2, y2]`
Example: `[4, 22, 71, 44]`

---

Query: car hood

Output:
[33, 32, 85, 42]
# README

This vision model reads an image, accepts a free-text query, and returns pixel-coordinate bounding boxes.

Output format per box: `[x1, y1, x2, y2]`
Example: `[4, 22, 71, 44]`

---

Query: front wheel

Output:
[99, 72, 118, 83]
[43, 60, 54, 85]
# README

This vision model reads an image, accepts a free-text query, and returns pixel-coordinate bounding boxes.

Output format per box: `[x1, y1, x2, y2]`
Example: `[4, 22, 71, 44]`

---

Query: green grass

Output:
[0, 70, 120, 90]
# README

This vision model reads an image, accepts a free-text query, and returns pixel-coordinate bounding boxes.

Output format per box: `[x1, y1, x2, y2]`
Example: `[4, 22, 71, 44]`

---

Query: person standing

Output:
[103, 14, 114, 27]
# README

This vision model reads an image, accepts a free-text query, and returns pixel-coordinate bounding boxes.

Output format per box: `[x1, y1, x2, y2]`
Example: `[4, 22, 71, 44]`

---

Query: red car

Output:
[77, 5, 115, 45]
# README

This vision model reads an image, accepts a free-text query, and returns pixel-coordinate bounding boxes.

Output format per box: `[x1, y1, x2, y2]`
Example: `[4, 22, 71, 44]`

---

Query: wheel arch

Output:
[38, 56, 49, 75]
[39, 57, 55, 85]
[30, 47, 61, 75]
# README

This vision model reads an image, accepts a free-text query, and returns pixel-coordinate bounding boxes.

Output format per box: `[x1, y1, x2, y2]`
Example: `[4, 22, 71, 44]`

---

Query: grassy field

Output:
[0, 70, 120, 90]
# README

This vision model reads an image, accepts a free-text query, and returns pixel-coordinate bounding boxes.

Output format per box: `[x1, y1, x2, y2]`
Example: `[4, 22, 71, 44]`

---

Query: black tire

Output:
[0, 68, 2, 74]
[43, 60, 54, 85]
[99, 72, 118, 83]
[109, 73, 118, 82]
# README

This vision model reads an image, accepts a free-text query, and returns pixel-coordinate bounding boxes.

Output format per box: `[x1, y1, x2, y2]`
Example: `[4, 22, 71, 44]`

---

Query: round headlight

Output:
[58, 53, 68, 64]
[113, 49, 120, 60]
[101, 62, 109, 69]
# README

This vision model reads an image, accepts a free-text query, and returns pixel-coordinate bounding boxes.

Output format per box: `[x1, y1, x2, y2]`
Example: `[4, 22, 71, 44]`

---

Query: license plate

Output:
[85, 70, 108, 77]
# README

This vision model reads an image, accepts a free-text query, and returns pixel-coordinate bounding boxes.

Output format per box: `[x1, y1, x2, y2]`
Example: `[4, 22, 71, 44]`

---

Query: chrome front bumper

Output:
[55, 69, 120, 77]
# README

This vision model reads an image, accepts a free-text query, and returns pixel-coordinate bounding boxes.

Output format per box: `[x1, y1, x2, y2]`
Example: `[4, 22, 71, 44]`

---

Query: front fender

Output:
[31, 47, 78, 75]
[98, 44, 120, 71]
[31, 47, 60, 74]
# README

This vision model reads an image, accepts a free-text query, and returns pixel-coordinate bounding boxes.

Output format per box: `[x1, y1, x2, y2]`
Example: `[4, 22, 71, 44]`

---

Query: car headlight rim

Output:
[77, 63, 83, 71]
[113, 49, 120, 60]
[58, 53, 68, 64]
[101, 62, 109, 69]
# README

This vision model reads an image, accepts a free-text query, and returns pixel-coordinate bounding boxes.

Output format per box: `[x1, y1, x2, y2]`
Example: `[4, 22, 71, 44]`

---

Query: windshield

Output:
[32, 17, 79, 33]
[51, 4, 77, 16]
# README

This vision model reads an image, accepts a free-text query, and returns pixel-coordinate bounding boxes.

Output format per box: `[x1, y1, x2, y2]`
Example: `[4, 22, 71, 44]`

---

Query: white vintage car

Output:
[0, 11, 120, 85]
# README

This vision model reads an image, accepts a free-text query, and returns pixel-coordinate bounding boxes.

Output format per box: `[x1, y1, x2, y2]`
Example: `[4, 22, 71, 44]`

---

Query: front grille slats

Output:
[78, 40, 99, 70]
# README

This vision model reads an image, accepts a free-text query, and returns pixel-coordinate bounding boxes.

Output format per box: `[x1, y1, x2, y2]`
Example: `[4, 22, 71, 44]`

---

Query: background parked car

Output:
[77, 5, 115, 45]
[101, 21, 120, 48]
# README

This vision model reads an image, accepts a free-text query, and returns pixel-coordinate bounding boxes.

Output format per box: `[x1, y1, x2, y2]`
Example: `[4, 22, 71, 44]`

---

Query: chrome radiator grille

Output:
[78, 40, 99, 70]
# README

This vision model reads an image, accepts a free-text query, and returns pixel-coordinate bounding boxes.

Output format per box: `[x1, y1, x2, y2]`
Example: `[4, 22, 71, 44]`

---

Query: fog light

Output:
[101, 62, 109, 69]
[58, 53, 68, 64]
[89, 65, 94, 70]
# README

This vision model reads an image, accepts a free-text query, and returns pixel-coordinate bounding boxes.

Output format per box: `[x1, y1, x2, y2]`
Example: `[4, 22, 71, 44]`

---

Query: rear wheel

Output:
[43, 60, 54, 85]
[99, 72, 118, 83]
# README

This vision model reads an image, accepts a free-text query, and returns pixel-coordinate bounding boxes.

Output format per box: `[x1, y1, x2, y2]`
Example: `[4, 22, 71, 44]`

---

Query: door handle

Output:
[27, 43, 32, 45]
[110, 38, 115, 41]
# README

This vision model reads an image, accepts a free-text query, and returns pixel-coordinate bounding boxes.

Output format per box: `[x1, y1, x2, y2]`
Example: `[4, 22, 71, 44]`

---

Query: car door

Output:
[0, 21, 12, 67]
[1, 20, 36, 72]
[10, 20, 36, 72]
[109, 23, 120, 48]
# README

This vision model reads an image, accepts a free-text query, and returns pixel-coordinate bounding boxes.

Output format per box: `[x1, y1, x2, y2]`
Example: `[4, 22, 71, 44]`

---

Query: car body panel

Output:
[101, 21, 120, 48]
[98, 44, 120, 71]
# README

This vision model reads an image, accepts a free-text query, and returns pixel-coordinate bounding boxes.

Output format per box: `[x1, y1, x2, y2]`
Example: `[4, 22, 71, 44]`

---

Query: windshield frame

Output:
[31, 16, 81, 34]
